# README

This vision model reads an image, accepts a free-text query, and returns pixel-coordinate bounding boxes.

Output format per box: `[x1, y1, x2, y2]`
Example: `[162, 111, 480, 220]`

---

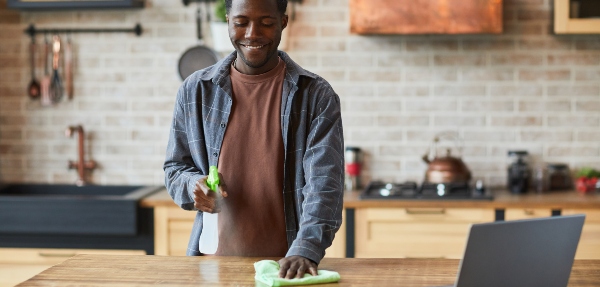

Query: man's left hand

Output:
[278, 255, 318, 279]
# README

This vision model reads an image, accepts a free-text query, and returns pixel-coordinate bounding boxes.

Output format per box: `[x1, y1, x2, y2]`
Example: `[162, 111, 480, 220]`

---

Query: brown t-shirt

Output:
[214, 58, 288, 257]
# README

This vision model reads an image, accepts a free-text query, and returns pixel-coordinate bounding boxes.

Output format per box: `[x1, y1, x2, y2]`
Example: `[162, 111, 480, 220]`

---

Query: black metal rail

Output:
[24, 23, 143, 38]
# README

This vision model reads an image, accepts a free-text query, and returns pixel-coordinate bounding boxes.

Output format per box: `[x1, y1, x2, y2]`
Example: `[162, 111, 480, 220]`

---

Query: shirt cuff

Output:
[187, 173, 205, 207]
[285, 239, 324, 265]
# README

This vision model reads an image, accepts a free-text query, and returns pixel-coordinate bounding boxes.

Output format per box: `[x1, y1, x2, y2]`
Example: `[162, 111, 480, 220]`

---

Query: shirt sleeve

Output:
[163, 84, 206, 211]
[286, 82, 345, 264]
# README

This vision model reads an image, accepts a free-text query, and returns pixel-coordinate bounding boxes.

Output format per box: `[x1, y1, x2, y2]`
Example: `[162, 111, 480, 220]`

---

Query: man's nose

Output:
[245, 22, 261, 39]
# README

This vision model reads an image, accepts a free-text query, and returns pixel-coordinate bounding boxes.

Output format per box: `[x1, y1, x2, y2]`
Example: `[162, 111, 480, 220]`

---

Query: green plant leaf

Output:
[215, 0, 227, 22]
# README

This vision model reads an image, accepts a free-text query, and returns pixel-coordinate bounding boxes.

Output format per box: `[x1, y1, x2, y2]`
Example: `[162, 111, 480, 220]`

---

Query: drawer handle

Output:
[406, 208, 446, 215]
[524, 209, 535, 216]
[38, 252, 77, 258]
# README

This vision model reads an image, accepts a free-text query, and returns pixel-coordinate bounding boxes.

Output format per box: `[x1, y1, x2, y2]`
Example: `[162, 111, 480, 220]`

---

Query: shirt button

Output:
[212, 152, 218, 157]
[220, 123, 226, 128]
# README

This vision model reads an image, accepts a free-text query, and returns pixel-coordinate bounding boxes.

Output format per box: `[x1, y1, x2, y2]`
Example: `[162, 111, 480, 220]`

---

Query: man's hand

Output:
[193, 173, 228, 213]
[278, 255, 318, 279]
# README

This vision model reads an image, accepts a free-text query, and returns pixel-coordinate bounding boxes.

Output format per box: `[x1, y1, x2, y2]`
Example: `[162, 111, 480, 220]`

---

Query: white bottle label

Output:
[199, 212, 219, 254]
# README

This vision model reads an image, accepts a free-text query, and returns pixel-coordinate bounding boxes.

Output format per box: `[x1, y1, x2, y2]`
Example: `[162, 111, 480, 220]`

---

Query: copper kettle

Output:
[422, 134, 471, 184]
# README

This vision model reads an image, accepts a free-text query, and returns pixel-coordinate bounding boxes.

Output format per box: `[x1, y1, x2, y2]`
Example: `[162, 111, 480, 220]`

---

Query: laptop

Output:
[441, 214, 585, 287]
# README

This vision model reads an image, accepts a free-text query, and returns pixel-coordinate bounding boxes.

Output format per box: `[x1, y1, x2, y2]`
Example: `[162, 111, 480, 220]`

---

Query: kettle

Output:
[422, 134, 471, 184]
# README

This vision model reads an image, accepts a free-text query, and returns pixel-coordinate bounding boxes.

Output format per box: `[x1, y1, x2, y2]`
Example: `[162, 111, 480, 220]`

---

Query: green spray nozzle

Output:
[207, 166, 219, 192]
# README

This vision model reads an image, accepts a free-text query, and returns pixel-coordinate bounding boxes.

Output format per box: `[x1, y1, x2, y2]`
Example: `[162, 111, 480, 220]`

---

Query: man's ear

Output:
[281, 14, 288, 30]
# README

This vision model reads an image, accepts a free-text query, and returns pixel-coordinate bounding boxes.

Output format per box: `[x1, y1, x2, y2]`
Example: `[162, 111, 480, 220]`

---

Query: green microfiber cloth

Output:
[254, 260, 340, 286]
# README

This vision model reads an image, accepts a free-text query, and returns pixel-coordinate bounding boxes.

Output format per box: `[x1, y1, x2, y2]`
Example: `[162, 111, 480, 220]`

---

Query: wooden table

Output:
[17, 255, 600, 286]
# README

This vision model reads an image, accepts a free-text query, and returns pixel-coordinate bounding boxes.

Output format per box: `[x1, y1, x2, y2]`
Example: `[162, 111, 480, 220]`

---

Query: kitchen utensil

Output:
[40, 35, 52, 106]
[64, 34, 73, 100]
[178, 5, 219, 81]
[507, 150, 530, 194]
[49, 35, 63, 104]
[27, 38, 41, 99]
[422, 133, 471, 184]
[344, 147, 362, 191]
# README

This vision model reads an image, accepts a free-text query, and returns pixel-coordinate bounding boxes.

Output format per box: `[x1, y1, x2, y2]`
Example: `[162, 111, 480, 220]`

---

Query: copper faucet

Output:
[65, 125, 96, 186]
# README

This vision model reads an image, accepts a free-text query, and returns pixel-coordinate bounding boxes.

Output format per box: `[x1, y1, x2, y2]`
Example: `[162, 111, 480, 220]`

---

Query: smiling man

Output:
[163, 0, 344, 279]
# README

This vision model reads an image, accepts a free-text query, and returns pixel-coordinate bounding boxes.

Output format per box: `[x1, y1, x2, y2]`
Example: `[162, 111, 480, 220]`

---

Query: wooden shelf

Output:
[555, 0, 600, 34]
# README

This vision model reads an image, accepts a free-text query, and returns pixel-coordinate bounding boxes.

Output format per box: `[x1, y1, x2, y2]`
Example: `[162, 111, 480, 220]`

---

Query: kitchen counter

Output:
[17, 254, 600, 286]
[141, 188, 600, 209]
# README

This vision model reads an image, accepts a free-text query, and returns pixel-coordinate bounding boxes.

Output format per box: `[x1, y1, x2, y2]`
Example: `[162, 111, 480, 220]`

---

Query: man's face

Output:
[227, 0, 288, 74]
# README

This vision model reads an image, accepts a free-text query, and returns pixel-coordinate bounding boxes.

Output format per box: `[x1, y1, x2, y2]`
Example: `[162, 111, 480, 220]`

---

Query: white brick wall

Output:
[0, 0, 599, 188]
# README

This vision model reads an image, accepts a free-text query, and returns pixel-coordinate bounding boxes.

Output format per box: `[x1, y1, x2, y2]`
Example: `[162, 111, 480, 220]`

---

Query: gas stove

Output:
[360, 181, 493, 200]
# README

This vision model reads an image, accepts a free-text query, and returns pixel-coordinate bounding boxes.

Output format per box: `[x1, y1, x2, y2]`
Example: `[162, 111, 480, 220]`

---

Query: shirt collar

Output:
[199, 50, 317, 85]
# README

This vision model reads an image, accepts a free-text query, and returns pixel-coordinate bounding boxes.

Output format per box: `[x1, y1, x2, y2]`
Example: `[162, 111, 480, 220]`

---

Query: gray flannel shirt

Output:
[163, 51, 344, 264]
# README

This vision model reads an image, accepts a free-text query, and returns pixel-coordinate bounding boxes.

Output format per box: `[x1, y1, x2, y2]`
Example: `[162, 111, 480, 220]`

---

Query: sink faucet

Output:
[65, 125, 96, 186]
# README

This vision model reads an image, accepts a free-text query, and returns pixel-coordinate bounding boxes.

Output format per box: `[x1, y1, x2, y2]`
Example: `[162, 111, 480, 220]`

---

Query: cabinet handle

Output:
[406, 208, 446, 215]
[38, 252, 77, 258]
[524, 209, 535, 216]
[405, 256, 446, 259]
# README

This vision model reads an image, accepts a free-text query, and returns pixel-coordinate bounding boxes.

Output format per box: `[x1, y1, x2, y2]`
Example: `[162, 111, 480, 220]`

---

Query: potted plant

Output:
[575, 167, 600, 193]
[210, 0, 234, 52]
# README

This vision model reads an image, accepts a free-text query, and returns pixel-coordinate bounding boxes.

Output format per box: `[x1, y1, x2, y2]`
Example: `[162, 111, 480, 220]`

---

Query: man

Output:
[163, 0, 344, 279]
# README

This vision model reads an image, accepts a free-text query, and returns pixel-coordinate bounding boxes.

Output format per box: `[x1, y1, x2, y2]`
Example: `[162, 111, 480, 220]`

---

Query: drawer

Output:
[505, 208, 552, 221]
[355, 208, 494, 259]
[362, 208, 495, 223]
[562, 209, 600, 223]
[0, 248, 146, 265]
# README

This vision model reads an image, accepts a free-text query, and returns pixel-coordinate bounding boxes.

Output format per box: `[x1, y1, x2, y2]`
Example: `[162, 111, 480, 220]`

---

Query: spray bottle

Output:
[199, 166, 219, 254]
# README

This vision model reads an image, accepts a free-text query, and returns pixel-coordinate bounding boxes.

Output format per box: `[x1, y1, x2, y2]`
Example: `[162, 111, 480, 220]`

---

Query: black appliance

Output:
[360, 181, 493, 200]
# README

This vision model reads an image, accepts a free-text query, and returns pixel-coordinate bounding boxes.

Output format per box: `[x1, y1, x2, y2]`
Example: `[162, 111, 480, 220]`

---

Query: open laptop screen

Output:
[454, 214, 585, 287]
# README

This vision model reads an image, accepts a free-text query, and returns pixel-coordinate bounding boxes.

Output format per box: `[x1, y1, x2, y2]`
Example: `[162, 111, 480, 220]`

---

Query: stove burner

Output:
[360, 181, 493, 200]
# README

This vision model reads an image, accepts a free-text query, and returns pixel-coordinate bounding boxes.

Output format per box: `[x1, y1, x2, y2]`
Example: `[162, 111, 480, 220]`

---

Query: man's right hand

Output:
[193, 173, 228, 213]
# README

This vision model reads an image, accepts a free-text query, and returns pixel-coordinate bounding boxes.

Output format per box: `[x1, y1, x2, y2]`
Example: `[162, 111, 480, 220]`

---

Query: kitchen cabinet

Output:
[354, 207, 495, 259]
[562, 209, 600, 259]
[350, 0, 503, 34]
[152, 204, 347, 258]
[0, 248, 145, 287]
[504, 208, 552, 220]
[555, 0, 600, 34]
[153, 205, 195, 256]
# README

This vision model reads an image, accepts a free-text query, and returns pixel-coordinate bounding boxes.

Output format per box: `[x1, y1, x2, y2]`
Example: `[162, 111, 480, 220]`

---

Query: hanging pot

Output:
[178, 4, 220, 81]
[422, 133, 471, 184]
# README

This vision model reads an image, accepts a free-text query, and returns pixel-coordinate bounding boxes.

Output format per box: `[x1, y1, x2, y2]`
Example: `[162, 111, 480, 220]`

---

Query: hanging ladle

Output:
[49, 34, 63, 104]
[27, 37, 41, 99]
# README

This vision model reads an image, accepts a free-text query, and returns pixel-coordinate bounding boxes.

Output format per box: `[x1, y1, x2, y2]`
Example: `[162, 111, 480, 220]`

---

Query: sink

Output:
[0, 184, 162, 236]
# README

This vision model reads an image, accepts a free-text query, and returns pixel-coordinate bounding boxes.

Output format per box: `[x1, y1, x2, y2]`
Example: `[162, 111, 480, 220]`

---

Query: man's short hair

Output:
[225, 0, 288, 15]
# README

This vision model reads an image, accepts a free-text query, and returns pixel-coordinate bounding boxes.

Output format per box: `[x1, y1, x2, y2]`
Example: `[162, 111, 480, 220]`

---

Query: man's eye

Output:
[234, 22, 247, 27]
[262, 21, 275, 26]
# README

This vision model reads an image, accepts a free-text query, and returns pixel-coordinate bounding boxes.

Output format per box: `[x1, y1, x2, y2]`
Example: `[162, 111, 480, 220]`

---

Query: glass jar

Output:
[546, 163, 572, 191]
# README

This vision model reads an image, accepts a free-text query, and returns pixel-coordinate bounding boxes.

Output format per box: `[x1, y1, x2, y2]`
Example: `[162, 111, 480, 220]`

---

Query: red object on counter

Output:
[576, 177, 598, 193]
[346, 163, 361, 176]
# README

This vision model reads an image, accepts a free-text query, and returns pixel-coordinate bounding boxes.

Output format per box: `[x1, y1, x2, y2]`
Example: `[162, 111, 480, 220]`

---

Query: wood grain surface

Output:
[350, 0, 503, 34]
[18, 254, 600, 286]
[141, 188, 600, 209]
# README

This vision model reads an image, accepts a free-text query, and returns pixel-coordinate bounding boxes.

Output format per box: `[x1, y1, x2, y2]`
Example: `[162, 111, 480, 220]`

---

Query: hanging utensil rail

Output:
[24, 23, 143, 39]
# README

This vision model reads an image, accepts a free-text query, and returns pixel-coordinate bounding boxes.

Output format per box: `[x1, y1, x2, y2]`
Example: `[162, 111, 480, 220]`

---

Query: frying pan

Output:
[178, 4, 220, 81]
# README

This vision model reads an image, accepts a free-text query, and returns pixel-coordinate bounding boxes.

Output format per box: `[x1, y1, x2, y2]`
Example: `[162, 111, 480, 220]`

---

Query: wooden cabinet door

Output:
[154, 206, 196, 256]
[355, 208, 494, 259]
[562, 209, 600, 259]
